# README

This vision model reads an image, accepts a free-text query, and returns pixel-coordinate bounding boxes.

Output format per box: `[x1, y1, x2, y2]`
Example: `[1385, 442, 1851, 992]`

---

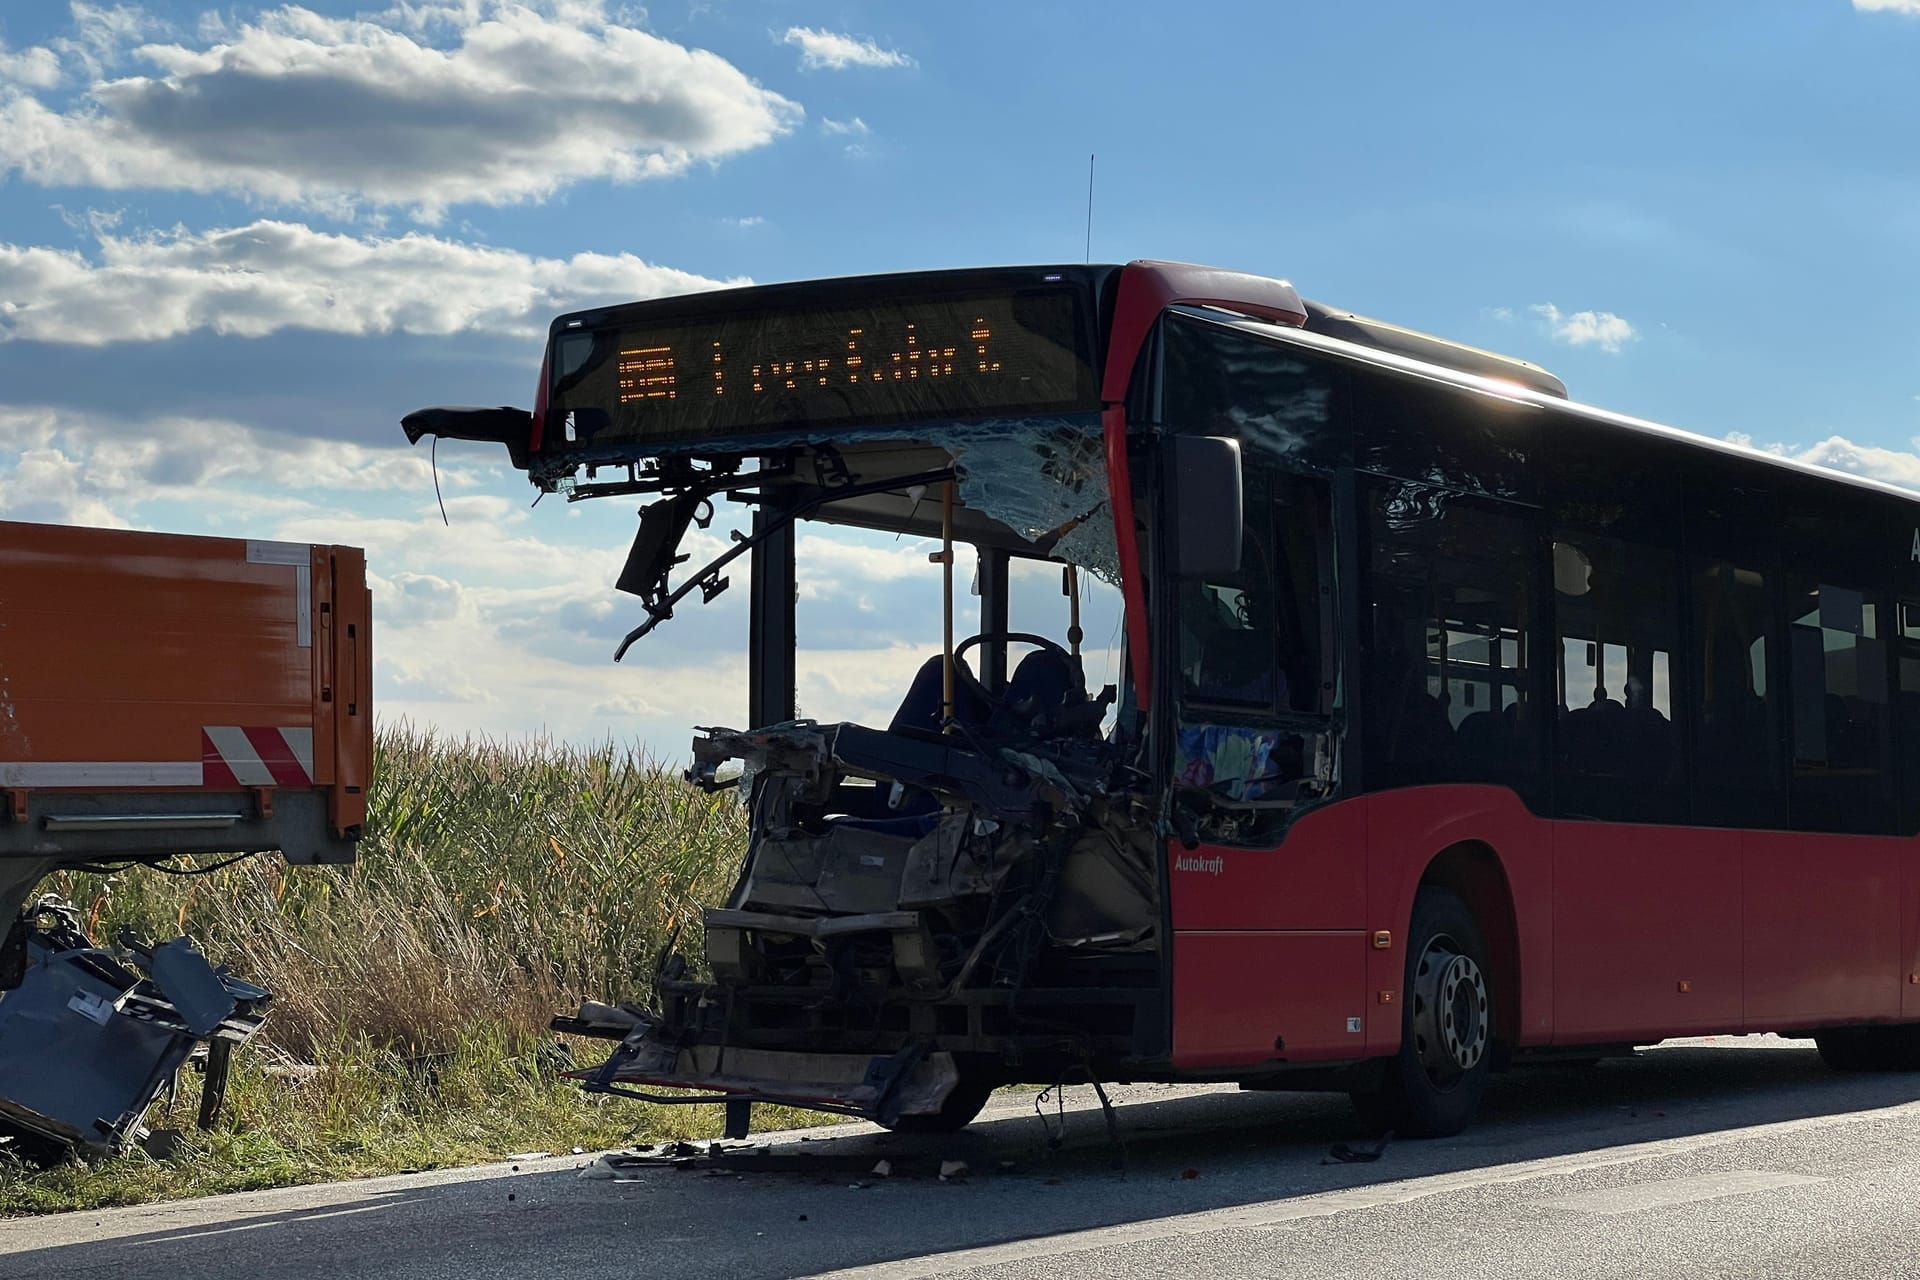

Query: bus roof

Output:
[1182, 303, 1920, 511]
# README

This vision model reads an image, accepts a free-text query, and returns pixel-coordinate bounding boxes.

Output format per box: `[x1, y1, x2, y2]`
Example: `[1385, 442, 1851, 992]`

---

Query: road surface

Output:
[5, 1036, 1919, 1279]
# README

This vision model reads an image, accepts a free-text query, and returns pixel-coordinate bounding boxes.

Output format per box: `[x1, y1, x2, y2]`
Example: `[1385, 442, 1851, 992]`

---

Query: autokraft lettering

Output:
[1174, 853, 1225, 875]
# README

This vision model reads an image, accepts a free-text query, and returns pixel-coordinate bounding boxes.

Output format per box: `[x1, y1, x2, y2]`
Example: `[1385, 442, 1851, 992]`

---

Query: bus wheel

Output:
[880, 1075, 996, 1135]
[1350, 887, 1493, 1138]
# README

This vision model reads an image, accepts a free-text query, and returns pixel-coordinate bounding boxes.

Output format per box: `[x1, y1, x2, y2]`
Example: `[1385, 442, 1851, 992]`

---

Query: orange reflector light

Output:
[1371, 931, 1392, 950]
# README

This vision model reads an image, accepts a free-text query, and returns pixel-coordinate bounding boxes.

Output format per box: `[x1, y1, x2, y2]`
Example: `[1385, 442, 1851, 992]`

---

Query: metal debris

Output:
[0, 899, 269, 1158]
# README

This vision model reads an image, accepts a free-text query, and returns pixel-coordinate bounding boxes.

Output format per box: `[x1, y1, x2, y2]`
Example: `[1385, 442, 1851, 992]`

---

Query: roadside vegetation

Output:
[0, 727, 817, 1214]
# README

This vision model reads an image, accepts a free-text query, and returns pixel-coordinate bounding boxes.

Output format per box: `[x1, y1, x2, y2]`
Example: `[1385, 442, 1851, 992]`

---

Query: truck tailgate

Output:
[0, 521, 370, 893]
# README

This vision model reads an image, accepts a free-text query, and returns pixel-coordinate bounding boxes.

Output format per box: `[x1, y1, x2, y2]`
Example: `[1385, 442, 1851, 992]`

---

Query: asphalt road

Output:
[6, 1036, 1920, 1279]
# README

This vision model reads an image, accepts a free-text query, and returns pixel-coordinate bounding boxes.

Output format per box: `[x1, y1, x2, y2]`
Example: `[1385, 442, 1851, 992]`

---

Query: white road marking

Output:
[112, 1200, 396, 1248]
[137, 1221, 277, 1244]
[809, 1102, 1914, 1279]
[288, 1202, 400, 1223]
[1543, 1170, 1824, 1216]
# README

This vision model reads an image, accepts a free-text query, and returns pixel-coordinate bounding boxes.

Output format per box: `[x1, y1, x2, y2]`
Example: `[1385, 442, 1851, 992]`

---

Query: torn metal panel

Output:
[0, 901, 269, 1156]
[574, 1014, 961, 1123]
[568, 685, 1165, 1127]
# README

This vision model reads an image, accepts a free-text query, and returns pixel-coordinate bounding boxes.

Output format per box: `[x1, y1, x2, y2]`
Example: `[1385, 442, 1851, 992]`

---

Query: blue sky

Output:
[3, 0, 1919, 754]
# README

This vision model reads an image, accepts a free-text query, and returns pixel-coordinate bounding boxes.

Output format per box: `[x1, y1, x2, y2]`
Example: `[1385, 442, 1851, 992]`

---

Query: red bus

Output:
[407, 260, 1920, 1138]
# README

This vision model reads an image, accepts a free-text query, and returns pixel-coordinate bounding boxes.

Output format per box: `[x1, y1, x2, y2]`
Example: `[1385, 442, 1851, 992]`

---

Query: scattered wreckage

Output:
[0, 900, 269, 1156]
[0, 523, 371, 1155]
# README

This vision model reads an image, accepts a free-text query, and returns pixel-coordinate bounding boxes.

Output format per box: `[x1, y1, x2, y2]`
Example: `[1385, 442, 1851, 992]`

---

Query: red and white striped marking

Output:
[201, 726, 315, 788]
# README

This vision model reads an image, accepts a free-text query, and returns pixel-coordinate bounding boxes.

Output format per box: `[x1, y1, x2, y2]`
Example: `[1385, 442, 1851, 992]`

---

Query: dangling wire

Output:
[431, 435, 449, 527]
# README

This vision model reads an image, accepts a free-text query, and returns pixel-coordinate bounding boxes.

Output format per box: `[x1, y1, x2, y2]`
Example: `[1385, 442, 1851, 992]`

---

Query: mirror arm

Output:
[612, 465, 957, 661]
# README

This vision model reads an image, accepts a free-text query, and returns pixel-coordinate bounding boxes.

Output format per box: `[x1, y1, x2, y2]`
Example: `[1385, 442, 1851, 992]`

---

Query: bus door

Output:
[1162, 459, 1367, 1068]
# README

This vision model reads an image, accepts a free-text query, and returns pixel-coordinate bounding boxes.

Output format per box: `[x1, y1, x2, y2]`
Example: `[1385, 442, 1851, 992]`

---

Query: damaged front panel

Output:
[0, 901, 269, 1155]
[563, 707, 1163, 1123]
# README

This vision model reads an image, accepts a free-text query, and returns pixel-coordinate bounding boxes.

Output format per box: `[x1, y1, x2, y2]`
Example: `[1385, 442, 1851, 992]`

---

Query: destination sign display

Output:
[543, 285, 1098, 448]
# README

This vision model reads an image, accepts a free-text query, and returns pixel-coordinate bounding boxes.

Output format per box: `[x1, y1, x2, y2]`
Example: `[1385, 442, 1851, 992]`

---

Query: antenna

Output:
[1084, 153, 1095, 263]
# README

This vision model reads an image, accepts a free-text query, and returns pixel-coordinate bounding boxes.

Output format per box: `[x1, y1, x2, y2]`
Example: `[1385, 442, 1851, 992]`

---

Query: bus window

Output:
[1690, 561, 1782, 827]
[1896, 602, 1920, 835]
[1364, 485, 1541, 797]
[1551, 534, 1685, 823]
[1171, 465, 1331, 840]
[1176, 465, 1325, 717]
[1789, 581, 1893, 834]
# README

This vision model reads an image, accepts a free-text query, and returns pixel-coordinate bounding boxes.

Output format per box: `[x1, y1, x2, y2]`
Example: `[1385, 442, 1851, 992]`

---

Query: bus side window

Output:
[1551, 534, 1685, 823]
[1895, 602, 1920, 836]
[1788, 581, 1892, 835]
[1364, 486, 1541, 797]
[1689, 561, 1782, 828]
[1177, 467, 1324, 716]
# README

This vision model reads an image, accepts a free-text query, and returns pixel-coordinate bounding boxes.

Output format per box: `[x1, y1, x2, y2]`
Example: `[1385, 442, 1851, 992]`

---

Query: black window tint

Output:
[1364, 484, 1541, 796]
[1895, 602, 1920, 835]
[1355, 371, 1540, 504]
[1690, 561, 1783, 827]
[1176, 467, 1326, 716]
[1788, 580, 1892, 834]
[1159, 315, 1348, 471]
[1552, 535, 1685, 823]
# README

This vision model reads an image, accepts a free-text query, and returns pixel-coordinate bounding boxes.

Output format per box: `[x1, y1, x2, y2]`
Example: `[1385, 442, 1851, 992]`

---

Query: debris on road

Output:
[1323, 1133, 1394, 1165]
[0, 899, 270, 1158]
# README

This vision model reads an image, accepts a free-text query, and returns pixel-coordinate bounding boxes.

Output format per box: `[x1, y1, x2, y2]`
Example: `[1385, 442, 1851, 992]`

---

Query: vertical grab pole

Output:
[940, 481, 956, 731]
[1065, 563, 1083, 659]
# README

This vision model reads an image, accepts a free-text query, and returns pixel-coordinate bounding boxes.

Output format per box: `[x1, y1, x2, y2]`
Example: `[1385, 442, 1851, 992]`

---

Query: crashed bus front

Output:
[406, 261, 1564, 1137]
[405, 265, 1210, 1132]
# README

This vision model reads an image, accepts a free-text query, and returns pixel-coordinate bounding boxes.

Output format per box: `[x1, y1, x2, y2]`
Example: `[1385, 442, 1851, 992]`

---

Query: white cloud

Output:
[821, 116, 869, 136]
[0, 2, 802, 219]
[0, 404, 455, 527]
[1725, 432, 1920, 491]
[781, 27, 912, 71]
[0, 39, 62, 89]
[1530, 303, 1637, 353]
[51, 2, 167, 79]
[722, 215, 766, 228]
[1853, 0, 1920, 13]
[0, 219, 739, 344]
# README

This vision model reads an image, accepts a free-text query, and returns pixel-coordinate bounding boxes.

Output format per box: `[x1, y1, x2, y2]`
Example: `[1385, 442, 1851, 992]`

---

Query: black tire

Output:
[1350, 887, 1494, 1138]
[1816, 1026, 1920, 1072]
[880, 1076, 995, 1134]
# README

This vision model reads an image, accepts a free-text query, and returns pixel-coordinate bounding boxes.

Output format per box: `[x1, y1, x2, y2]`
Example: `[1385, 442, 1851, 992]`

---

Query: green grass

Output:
[0, 726, 824, 1215]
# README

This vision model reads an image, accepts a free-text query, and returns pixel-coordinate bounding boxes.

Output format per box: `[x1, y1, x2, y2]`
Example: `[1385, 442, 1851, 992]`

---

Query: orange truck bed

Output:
[0, 520, 370, 919]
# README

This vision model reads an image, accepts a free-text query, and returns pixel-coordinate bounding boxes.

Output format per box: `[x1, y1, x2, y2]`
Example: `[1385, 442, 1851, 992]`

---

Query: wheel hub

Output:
[1411, 937, 1488, 1088]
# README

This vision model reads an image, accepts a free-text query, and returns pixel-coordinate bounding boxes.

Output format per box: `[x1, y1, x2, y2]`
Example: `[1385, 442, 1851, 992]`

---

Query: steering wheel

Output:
[954, 631, 1072, 664]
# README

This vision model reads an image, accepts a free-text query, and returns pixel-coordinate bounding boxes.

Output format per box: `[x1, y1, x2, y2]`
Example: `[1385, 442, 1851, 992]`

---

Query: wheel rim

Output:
[1410, 934, 1489, 1090]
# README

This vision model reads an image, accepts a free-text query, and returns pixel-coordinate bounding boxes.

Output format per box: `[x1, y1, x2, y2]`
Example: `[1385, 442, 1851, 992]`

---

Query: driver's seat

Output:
[889, 654, 990, 736]
[1001, 647, 1086, 721]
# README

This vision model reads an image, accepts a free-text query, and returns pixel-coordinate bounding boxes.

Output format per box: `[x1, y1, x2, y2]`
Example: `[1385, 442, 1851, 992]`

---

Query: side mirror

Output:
[400, 406, 534, 470]
[1167, 435, 1243, 579]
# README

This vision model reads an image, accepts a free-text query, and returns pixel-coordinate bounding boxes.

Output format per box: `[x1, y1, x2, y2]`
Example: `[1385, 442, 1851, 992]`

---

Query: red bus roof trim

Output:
[1101, 261, 1308, 405]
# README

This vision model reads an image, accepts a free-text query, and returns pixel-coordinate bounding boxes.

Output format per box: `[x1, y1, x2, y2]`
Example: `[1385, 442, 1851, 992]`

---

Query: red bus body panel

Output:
[1168, 784, 1919, 1072]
